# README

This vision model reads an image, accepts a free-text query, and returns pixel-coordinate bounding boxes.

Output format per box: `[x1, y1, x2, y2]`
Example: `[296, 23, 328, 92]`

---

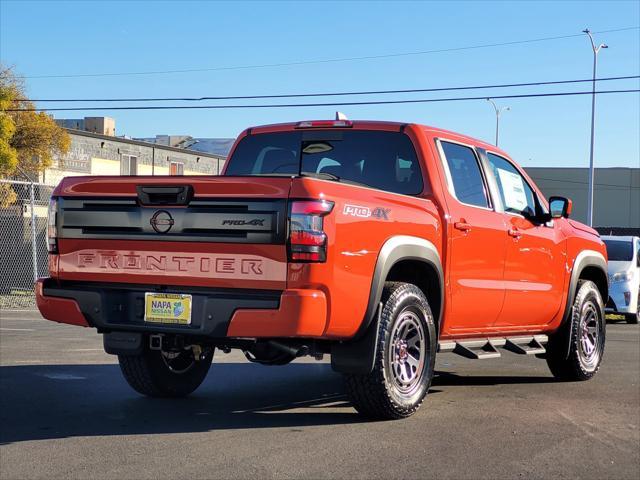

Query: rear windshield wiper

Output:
[300, 171, 368, 188]
[300, 171, 341, 182]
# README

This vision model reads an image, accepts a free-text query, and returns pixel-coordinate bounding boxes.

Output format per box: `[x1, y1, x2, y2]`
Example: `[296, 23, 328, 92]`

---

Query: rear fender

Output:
[331, 236, 443, 374]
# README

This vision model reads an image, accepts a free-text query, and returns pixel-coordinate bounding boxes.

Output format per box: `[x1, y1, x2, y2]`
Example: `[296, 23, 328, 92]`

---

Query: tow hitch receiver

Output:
[149, 334, 163, 350]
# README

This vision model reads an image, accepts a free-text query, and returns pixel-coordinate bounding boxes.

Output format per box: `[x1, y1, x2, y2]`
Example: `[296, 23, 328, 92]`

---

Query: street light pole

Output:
[583, 28, 608, 227]
[486, 98, 510, 147]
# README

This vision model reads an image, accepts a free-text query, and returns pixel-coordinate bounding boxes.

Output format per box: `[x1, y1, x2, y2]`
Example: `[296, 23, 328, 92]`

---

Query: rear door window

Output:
[226, 130, 423, 195]
[439, 141, 489, 208]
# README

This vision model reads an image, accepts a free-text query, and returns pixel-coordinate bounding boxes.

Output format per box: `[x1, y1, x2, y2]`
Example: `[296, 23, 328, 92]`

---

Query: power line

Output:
[19, 75, 640, 103]
[16, 26, 639, 80]
[7, 89, 639, 112]
[532, 177, 640, 189]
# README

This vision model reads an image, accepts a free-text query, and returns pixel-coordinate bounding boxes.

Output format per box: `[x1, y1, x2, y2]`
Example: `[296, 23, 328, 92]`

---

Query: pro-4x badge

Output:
[221, 219, 265, 226]
[371, 207, 391, 220]
[343, 204, 390, 220]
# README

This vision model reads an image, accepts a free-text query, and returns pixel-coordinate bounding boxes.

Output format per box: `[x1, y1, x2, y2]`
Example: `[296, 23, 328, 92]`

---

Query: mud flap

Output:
[544, 305, 573, 360]
[103, 331, 143, 356]
[330, 304, 381, 374]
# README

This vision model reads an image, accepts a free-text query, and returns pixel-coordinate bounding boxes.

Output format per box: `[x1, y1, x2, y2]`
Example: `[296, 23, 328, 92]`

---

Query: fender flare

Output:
[331, 236, 444, 374]
[360, 235, 444, 336]
[558, 249, 608, 358]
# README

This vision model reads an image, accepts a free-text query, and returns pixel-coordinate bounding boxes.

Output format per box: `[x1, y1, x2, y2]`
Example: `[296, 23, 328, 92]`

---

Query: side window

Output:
[440, 141, 489, 208]
[396, 158, 414, 183]
[487, 153, 536, 217]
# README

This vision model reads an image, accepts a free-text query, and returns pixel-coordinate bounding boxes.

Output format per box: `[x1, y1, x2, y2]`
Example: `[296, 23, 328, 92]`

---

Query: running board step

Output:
[453, 340, 501, 359]
[438, 335, 547, 359]
[503, 337, 546, 355]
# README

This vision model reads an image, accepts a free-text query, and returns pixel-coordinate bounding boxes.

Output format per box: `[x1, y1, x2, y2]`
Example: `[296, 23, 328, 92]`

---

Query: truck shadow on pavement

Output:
[0, 362, 553, 444]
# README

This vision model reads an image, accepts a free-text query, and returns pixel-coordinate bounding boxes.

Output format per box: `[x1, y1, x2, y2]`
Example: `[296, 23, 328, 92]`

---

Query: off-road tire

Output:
[118, 343, 213, 397]
[546, 280, 605, 381]
[344, 282, 437, 420]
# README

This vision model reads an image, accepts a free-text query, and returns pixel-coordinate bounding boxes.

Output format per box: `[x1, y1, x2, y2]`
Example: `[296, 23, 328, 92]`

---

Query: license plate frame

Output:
[144, 293, 193, 325]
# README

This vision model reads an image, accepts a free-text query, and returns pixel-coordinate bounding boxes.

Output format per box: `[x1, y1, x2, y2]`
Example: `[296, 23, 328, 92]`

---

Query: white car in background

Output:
[602, 236, 640, 324]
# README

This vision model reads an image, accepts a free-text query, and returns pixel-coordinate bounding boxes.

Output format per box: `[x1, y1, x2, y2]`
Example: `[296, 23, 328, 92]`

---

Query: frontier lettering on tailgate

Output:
[63, 250, 288, 280]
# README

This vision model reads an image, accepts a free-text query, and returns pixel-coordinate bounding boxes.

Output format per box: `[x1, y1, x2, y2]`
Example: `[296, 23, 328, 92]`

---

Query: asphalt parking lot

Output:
[0, 310, 638, 480]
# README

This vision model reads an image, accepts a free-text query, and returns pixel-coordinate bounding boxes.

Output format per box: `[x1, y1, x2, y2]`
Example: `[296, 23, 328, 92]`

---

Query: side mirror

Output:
[549, 196, 572, 219]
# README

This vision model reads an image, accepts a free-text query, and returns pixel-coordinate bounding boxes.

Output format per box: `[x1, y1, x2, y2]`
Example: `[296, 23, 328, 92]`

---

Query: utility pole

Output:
[583, 28, 607, 227]
[486, 98, 510, 147]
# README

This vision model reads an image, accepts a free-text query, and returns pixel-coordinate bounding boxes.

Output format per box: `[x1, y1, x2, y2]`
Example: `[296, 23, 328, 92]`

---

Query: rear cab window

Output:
[225, 130, 423, 195]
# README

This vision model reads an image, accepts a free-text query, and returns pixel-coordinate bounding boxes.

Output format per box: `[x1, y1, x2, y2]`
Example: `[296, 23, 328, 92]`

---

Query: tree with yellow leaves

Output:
[1, 66, 70, 206]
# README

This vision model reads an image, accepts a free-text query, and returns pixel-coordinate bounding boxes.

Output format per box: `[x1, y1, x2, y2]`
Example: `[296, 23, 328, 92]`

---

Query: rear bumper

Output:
[35, 278, 328, 339]
[36, 280, 90, 328]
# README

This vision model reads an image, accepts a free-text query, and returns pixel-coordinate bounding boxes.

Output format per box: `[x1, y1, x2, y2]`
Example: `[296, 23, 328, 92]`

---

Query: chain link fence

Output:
[1, 179, 54, 310]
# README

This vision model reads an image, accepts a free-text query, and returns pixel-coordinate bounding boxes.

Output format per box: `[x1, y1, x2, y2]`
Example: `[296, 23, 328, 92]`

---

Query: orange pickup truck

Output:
[37, 119, 608, 419]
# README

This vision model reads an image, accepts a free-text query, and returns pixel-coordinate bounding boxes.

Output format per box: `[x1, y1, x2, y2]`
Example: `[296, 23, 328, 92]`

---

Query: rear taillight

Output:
[288, 200, 334, 262]
[47, 197, 58, 253]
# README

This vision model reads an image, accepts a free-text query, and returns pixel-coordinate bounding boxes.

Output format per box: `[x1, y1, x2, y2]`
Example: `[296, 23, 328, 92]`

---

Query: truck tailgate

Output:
[53, 176, 292, 290]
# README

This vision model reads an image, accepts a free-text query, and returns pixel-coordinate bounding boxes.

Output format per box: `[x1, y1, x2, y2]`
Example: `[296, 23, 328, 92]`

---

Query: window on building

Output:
[170, 161, 184, 176]
[121, 155, 138, 175]
[439, 141, 489, 208]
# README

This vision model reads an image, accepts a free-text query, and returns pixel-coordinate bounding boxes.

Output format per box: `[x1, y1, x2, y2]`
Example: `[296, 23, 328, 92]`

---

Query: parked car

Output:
[602, 235, 640, 324]
[36, 119, 609, 420]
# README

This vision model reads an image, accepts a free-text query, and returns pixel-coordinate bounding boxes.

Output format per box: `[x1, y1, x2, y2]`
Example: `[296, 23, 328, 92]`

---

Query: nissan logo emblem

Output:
[150, 210, 174, 234]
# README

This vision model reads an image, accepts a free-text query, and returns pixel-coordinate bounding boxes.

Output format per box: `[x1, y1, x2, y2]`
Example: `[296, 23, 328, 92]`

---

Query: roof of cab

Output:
[246, 120, 503, 156]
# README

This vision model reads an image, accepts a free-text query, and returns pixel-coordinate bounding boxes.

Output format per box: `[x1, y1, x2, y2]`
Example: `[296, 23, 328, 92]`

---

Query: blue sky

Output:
[1, 0, 639, 167]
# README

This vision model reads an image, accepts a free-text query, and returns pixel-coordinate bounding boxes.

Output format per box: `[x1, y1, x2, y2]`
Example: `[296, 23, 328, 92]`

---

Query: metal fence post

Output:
[29, 181, 38, 282]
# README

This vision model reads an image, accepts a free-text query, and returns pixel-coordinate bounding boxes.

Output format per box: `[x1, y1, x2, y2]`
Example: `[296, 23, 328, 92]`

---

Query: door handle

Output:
[454, 221, 472, 232]
[508, 228, 522, 238]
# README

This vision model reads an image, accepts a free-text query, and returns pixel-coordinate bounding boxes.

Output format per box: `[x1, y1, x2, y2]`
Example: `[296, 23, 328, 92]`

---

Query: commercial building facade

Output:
[42, 128, 226, 187]
[525, 167, 639, 230]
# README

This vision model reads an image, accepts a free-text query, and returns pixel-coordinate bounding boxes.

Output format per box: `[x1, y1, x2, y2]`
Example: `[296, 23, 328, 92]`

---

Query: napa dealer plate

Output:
[144, 293, 192, 324]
